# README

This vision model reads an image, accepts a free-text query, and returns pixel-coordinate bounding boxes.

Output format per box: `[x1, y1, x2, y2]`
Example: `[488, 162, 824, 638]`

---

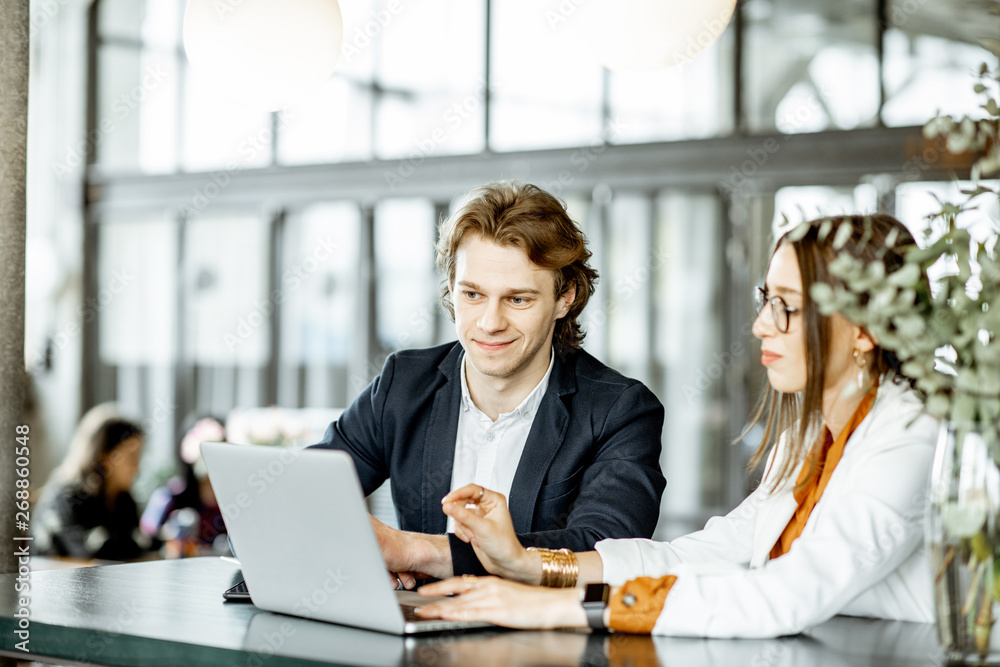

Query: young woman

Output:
[141, 415, 228, 556]
[414, 214, 939, 637]
[35, 404, 152, 561]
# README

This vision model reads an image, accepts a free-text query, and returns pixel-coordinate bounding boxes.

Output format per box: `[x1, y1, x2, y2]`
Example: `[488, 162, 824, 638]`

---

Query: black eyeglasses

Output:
[753, 286, 800, 334]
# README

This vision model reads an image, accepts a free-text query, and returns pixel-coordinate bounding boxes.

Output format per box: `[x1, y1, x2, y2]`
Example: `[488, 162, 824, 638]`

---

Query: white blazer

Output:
[596, 380, 938, 638]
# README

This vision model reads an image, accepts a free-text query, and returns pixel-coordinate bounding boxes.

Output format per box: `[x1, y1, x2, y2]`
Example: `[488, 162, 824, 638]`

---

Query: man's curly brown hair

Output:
[436, 181, 599, 349]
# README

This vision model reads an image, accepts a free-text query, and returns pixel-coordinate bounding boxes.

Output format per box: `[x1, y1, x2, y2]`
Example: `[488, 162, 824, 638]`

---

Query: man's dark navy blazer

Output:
[312, 341, 666, 575]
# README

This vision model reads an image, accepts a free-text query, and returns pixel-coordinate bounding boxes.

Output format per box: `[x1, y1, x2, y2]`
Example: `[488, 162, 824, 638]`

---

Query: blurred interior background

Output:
[22, 0, 1000, 541]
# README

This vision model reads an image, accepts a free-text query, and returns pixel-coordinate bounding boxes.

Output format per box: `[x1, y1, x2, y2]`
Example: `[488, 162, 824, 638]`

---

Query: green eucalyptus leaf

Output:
[907, 239, 951, 265]
[888, 263, 922, 288]
[833, 221, 853, 250]
[923, 119, 940, 139]
[951, 392, 978, 423]
[865, 262, 886, 282]
[942, 501, 987, 537]
[786, 222, 811, 243]
[818, 219, 833, 243]
[902, 361, 927, 379]
[948, 134, 973, 153]
[927, 393, 951, 419]
[978, 152, 1000, 176]
[980, 397, 1000, 422]
[896, 314, 928, 340]
[871, 285, 898, 310]
[957, 368, 981, 393]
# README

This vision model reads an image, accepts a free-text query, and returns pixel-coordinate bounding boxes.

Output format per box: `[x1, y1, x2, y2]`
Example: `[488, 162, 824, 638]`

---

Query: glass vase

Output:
[928, 422, 1000, 663]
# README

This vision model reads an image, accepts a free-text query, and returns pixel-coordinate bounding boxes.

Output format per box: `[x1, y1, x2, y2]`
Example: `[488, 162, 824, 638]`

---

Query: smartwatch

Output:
[580, 583, 610, 630]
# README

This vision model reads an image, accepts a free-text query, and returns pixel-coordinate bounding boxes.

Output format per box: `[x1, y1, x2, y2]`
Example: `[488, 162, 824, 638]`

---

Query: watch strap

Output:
[581, 583, 610, 630]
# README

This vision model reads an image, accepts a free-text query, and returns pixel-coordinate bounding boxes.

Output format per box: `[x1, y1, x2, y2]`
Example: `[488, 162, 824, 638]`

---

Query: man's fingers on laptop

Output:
[394, 571, 416, 589]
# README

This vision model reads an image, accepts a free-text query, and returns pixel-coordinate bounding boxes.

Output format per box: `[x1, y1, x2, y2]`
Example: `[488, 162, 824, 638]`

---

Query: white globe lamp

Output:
[591, 0, 738, 71]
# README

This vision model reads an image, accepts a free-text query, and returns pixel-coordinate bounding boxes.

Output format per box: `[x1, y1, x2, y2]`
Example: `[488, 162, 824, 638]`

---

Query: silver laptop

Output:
[201, 441, 493, 635]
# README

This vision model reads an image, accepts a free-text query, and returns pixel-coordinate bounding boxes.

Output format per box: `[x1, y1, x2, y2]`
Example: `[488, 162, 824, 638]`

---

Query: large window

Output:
[81, 0, 998, 532]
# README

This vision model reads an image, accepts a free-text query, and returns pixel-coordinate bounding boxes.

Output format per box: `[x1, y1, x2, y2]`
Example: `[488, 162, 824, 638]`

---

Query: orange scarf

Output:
[769, 391, 876, 560]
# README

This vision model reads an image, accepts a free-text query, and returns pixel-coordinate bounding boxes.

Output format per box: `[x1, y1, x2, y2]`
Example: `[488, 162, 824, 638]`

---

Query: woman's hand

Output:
[415, 576, 586, 630]
[442, 485, 540, 583]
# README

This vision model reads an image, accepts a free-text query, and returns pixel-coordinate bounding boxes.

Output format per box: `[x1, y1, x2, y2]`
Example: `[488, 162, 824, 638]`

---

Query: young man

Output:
[313, 181, 665, 584]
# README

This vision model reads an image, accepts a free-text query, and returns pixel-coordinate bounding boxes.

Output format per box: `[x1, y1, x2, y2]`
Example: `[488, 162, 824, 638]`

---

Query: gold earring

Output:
[854, 349, 868, 389]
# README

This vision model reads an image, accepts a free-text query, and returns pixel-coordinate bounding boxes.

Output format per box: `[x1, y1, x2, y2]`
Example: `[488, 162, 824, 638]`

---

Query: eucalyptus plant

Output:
[808, 62, 1000, 448]
[801, 61, 999, 658]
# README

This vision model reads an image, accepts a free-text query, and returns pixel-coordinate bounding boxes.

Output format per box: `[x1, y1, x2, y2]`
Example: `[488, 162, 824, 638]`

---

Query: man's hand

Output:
[369, 515, 453, 588]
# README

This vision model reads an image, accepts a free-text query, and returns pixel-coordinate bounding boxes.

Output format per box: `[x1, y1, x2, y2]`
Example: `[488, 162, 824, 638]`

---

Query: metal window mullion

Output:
[265, 209, 286, 406]
[876, 0, 888, 128]
[732, 0, 745, 136]
[484, 0, 492, 151]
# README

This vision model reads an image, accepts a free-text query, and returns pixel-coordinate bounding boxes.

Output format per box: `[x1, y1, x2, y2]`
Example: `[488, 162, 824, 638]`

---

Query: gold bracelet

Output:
[527, 547, 579, 588]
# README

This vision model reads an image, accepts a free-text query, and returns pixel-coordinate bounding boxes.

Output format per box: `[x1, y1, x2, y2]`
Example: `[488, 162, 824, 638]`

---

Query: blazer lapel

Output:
[420, 345, 464, 535]
[507, 349, 575, 534]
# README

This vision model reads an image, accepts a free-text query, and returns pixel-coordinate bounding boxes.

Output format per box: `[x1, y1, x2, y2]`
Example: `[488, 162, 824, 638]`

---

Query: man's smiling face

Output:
[451, 234, 574, 384]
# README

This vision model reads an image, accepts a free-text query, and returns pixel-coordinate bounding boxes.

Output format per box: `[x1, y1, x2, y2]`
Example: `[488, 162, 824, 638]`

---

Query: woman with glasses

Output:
[413, 213, 938, 637]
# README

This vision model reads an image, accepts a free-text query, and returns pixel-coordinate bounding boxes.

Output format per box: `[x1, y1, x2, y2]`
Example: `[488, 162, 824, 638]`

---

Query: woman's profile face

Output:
[752, 241, 871, 398]
[102, 435, 143, 495]
[752, 243, 807, 393]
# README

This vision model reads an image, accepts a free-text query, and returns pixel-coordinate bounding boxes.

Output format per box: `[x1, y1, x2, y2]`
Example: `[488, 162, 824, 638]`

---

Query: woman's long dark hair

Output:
[47, 403, 144, 497]
[746, 214, 920, 491]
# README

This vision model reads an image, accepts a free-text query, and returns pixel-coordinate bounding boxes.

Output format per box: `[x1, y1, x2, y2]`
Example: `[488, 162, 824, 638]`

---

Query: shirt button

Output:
[487, 433, 495, 442]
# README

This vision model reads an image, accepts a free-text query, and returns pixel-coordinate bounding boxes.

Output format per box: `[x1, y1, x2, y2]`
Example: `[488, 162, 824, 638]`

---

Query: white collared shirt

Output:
[447, 351, 554, 533]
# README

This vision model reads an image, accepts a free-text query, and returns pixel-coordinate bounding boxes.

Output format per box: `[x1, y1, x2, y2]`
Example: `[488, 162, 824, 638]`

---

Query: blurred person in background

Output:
[35, 404, 153, 561]
[141, 415, 228, 557]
